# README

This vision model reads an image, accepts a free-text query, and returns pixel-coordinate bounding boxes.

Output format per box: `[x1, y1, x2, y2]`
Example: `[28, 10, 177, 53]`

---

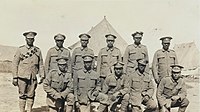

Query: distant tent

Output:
[174, 42, 200, 71]
[0, 45, 17, 72]
[68, 17, 128, 56]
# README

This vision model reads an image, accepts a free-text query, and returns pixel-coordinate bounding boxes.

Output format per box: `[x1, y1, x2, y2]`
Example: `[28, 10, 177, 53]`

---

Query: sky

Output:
[0, 0, 199, 62]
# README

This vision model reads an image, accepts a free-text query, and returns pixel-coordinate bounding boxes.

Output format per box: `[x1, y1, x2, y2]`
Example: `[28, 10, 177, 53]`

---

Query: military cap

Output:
[171, 64, 184, 73]
[56, 57, 68, 64]
[113, 61, 124, 68]
[160, 36, 172, 43]
[79, 33, 91, 40]
[54, 34, 66, 40]
[23, 31, 37, 38]
[137, 58, 148, 66]
[105, 34, 117, 40]
[82, 53, 94, 62]
[132, 31, 143, 37]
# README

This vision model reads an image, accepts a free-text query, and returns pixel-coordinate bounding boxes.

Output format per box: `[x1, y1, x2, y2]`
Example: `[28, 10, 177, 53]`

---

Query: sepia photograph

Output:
[0, 0, 199, 112]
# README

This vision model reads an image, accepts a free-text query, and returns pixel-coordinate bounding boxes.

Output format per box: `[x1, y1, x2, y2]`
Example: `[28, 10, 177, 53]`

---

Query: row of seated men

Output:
[12, 31, 189, 112]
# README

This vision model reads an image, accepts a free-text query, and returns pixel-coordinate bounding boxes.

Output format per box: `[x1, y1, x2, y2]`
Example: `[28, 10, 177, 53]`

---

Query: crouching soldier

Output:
[74, 53, 109, 112]
[157, 64, 189, 112]
[129, 59, 158, 112]
[102, 61, 129, 112]
[43, 57, 74, 112]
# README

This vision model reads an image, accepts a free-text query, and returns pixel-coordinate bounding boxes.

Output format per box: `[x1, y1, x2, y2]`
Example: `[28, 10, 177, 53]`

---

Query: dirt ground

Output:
[0, 73, 199, 112]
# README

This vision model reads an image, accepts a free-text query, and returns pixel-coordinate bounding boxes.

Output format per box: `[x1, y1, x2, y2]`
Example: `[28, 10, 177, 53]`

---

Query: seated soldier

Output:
[43, 57, 74, 112]
[129, 59, 158, 112]
[102, 61, 129, 112]
[74, 53, 109, 112]
[157, 64, 189, 112]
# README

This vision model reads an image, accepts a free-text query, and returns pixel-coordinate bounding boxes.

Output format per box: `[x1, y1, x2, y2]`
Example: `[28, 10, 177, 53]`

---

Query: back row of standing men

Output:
[12, 31, 189, 112]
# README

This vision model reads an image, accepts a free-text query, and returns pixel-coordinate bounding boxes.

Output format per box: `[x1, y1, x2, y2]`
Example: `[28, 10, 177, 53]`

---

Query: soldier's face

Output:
[58, 64, 67, 72]
[84, 61, 92, 70]
[172, 72, 181, 80]
[81, 39, 89, 47]
[114, 68, 123, 77]
[55, 40, 64, 48]
[25, 38, 34, 46]
[138, 64, 146, 72]
[133, 37, 142, 44]
[162, 42, 170, 50]
[106, 40, 114, 48]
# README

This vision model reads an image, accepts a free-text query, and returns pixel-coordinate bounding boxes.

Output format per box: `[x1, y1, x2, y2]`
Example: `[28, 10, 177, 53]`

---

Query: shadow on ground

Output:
[32, 106, 48, 112]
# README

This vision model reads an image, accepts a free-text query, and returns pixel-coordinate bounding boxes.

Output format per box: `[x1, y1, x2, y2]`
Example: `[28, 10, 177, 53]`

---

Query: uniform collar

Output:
[55, 46, 64, 51]
[83, 68, 92, 73]
[58, 69, 67, 76]
[25, 45, 34, 49]
[114, 74, 123, 80]
[136, 69, 144, 76]
[170, 76, 178, 83]
[106, 47, 114, 51]
[162, 48, 170, 52]
[133, 43, 141, 48]
[81, 46, 88, 51]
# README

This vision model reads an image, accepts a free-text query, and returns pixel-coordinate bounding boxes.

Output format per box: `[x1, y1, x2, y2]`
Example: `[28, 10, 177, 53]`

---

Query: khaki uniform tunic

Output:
[152, 49, 178, 83]
[123, 44, 149, 75]
[45, 46, 71, 74]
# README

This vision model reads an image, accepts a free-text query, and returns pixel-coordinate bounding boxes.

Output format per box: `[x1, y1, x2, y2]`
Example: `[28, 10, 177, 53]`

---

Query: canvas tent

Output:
[174, 42, 200, 75]
[68, 17, 128, 56]
[0, 45, 17, 72]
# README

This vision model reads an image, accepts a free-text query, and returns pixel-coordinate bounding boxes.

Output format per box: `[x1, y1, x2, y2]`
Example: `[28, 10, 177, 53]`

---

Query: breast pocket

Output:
[78, 76, 86, 88]
[129, 51, 136, 60]
[111, 54, 119, 64]
[101, 54, 108, 63]
[90, 76, 97, 88]
[131, 78, 141, 90]
[50, 54, 58, 64]
[158, 55, 165, 64]
[75, 54, 82, 63]
[163, 85, 174, 97]
[169, 55, 176, 64]
[141, 51, 147, 59]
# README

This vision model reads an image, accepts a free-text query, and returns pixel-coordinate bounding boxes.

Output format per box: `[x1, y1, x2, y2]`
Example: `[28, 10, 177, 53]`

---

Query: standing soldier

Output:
[74, 54, 108, 112]
[71, 33, 94, 73]
[97, 34, 122, 87]
[45, 34, 71, 75]
[152, 36, 178, 84]
[157, 65, 189, 112]
[102, 61, 129, 112]
[129, 59, 157, 112]
[43, 57, 74, 112]
[12, 31, 45, 112]
[123, 32, 149, 76]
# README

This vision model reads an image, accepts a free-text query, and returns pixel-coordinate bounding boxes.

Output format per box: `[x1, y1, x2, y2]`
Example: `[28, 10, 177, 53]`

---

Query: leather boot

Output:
[19, 99, 26, 112]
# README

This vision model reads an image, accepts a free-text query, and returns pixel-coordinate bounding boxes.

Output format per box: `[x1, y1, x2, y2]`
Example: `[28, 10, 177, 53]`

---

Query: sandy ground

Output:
[0, 73, 199, 112]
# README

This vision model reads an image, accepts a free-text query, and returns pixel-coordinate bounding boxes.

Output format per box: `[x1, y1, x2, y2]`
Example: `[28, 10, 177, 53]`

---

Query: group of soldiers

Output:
[12, 31, 189, 112]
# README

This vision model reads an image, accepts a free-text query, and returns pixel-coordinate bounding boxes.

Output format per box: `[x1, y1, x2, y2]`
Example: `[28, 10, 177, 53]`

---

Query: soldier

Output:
[102, 61, 129, 112]
[123, 32, 149, 76]
[71, 33, 94, 73]
[152, 36, 178, 84]
[74, 54, 108, 112]
[43, 57, 74, 112]
[129, 59, 157, 112]
[156, 64, 189, 112]
[12, 31, 45, 112]
[45, 34, 71, 75]
[97, 34, 122, 87]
